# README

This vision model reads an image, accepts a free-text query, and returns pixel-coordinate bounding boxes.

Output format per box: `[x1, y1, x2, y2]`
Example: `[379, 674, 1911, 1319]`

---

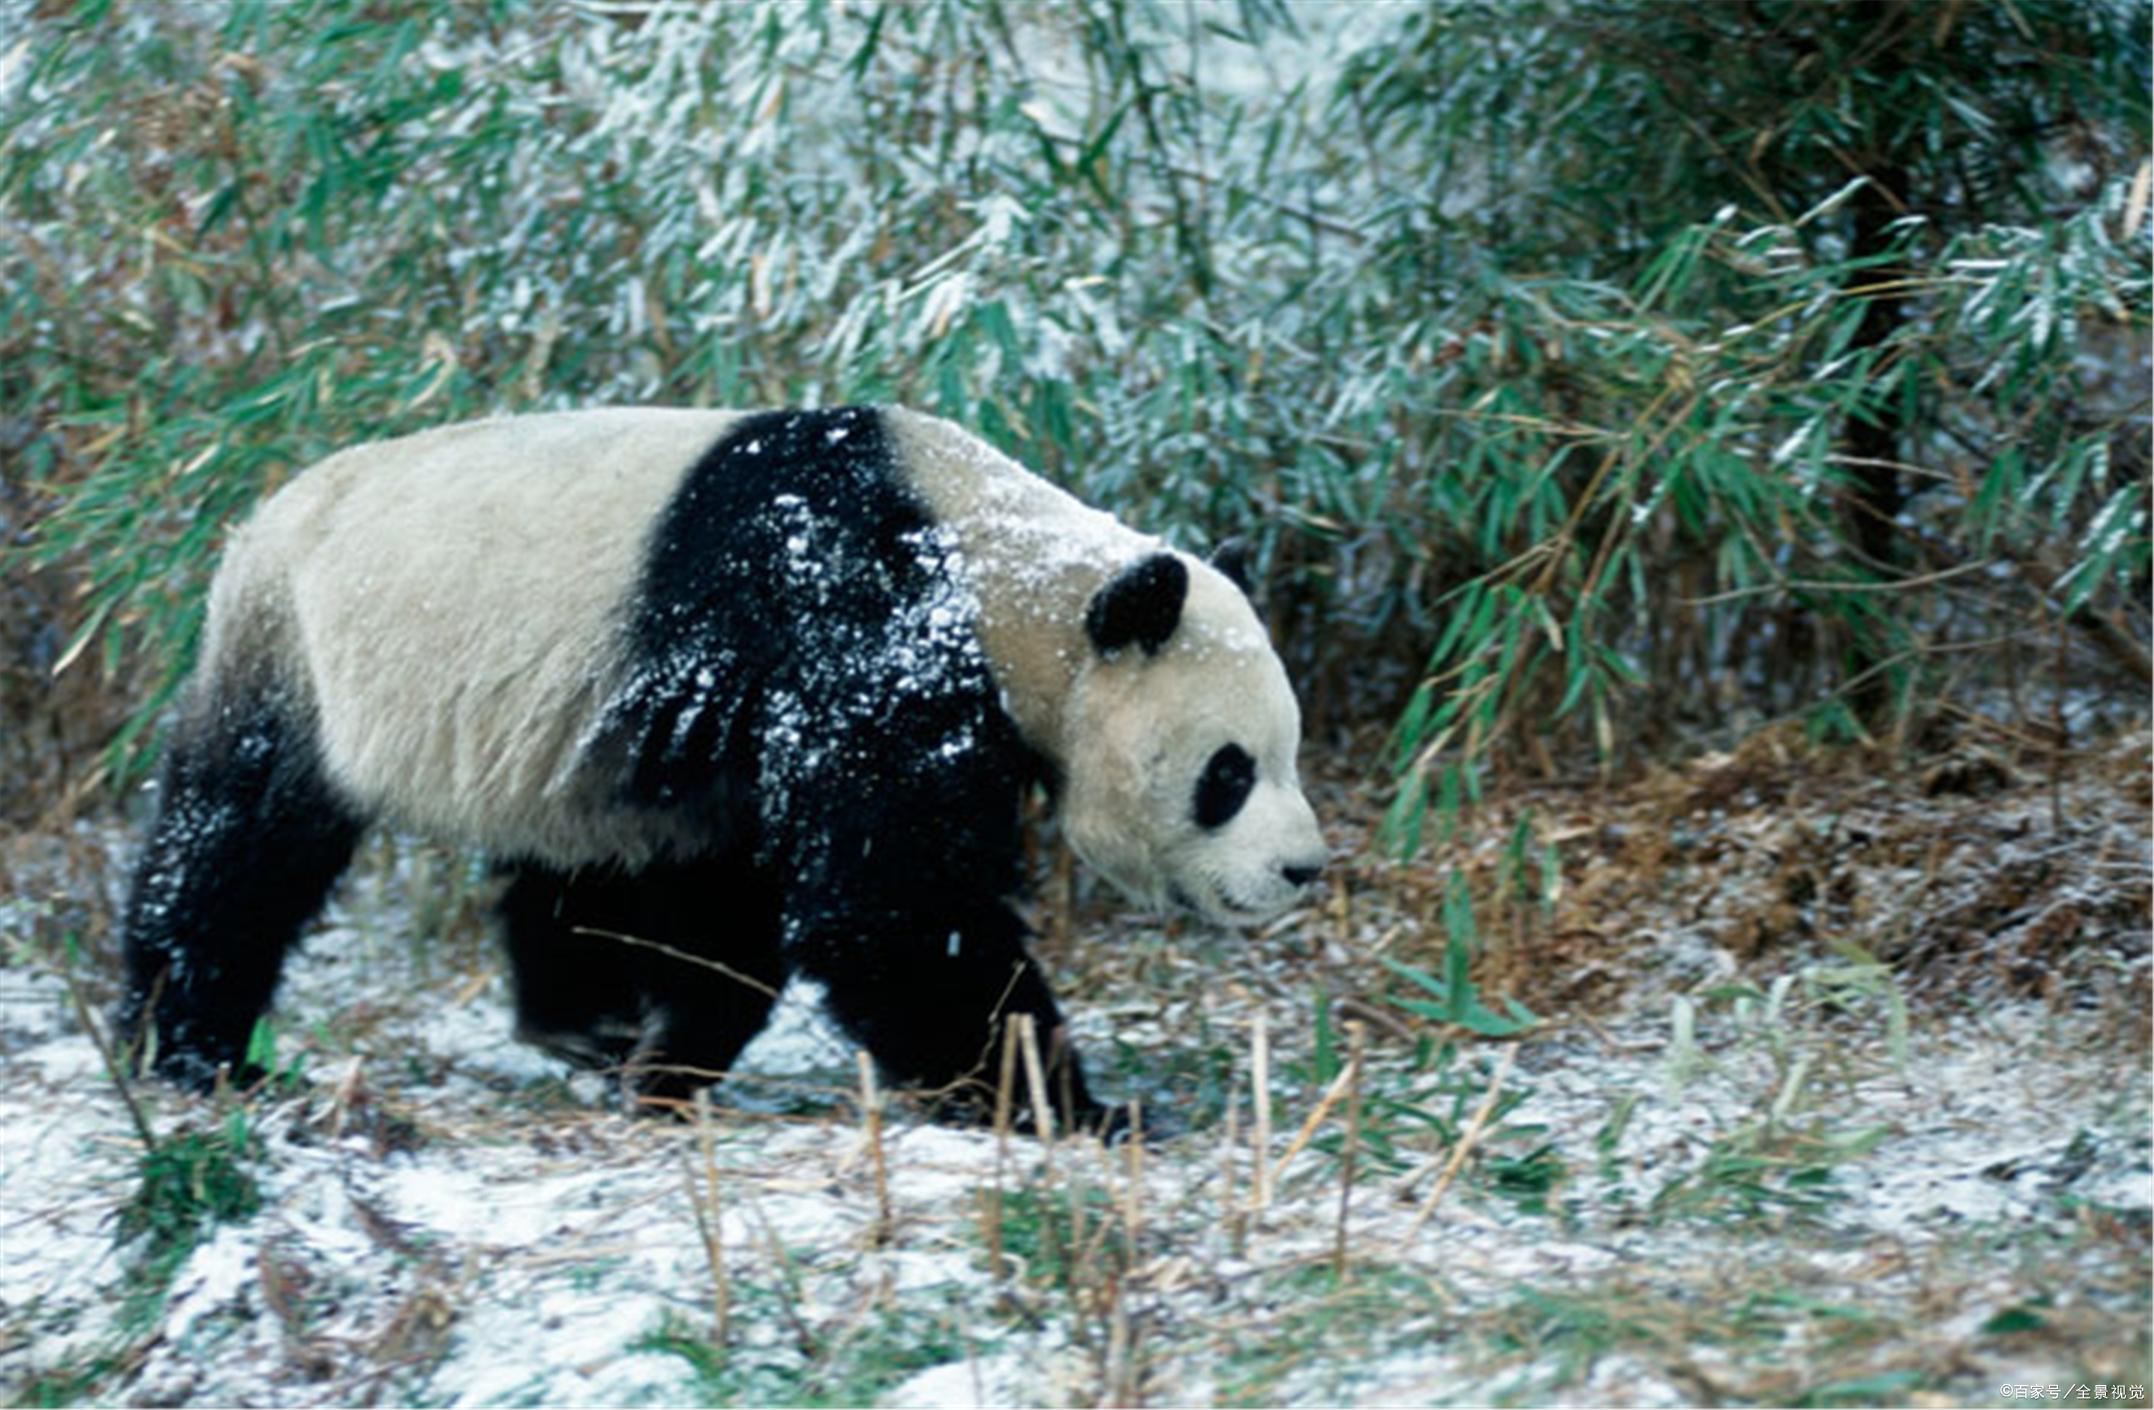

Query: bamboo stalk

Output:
[1016, 1014, 1056, 1146]
[689, 1089, 731, 1346]
[857, 1052, 892, 1247]
[1103, 1275, 1136, 1406]
[1122, 1099, 1144, 1256]
[1067, 1142, 1090, 1300]
[62, 967, 157, 1155]
[986, 1019, 1019, 1280]
[740, 1186, 820, 1359]
[1250, 1012, 1272, 1212]
[1221, 1073, 1245, 1258]
[1331, 1021, 1367, 1283]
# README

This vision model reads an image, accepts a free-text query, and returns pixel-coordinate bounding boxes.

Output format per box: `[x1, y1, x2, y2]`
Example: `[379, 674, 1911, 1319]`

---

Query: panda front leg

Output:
[119, 685, 365, 1092]
[783, 889, 1112, 1136]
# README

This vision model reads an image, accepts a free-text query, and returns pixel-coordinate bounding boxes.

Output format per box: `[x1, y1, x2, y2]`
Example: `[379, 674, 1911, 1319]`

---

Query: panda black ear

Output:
[1085, 553, 1188, 658]
[1209, 538, 1255, 598]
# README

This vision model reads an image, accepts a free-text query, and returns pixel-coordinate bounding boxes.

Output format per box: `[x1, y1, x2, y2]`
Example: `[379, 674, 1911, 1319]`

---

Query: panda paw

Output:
[1008, 1095, 1180, 1145]
[515, 1021, 640, 1073]
[617, 1063, 714, 1120]
[145, 1048, 285, 1101]
[1089, 1099, 1183, 1146]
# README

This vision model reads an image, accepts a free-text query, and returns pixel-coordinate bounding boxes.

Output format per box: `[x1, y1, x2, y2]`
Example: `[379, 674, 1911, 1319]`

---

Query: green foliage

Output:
[1380, 876, 1541, 1037]
[1215, 1264, 1449, 1406]
[635, 1300, 967, 1408]
[1649, 1119, 1893, 1225]
[1288, 1016, 1540, 1190]
[118, 1116, 263, 1266]
[1358, 0, 2151, 841]
[2, 0, 2146, 805]
[11, 1355, 132, 1410]
[1650, 954, 1916, 1226]
[108, 1114, 265, 1351]
[1480, 1278, 1916, 1403]
[1667, 947, 1913, 1108]
[989, 1184, 1130, 1293]
[240, 1016, 312, 1095]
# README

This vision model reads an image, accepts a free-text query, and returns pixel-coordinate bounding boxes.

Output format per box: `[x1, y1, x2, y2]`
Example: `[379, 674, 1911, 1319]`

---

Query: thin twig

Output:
[2050, 613, 2068, 833]
[1122, 1099, 1145, 1259]
[1336, 996, 1418, 1048]
[62, 967, 157, 1154]
[1681, 556, 1996, 606]
[573, 926, 781, 999]
[987, 1020, 1019, 1280]
[740, 1186, 820, 1359]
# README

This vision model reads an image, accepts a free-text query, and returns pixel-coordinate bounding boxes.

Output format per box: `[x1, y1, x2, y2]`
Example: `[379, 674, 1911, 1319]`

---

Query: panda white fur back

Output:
[121, 406, 1324, 1130]
[221, 409, 750, 867]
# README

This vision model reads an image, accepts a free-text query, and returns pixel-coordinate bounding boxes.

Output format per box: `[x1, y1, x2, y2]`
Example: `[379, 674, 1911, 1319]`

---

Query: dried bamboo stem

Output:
[1221, 1072, 1246, 1257]
[1122, 1099, 1145, 1255]
[1250, 1012, 1272, 1211]
[1016, 1013, 1056, 1146]
[1407, 1046, 1517, 1237]
[857, 1052, 892, 1247]
[689, 1089, 731, 1346]
[1268, 1058, 1358, 1194]
[986, 1019, 1019, 1279]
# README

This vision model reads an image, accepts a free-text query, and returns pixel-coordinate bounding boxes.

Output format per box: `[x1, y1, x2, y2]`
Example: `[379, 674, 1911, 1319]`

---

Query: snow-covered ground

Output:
[4, 858, 2146, 1406]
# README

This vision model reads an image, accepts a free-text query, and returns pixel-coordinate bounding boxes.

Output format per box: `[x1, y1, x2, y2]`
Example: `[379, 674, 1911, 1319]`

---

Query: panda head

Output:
[1059, 550, 1327, 927]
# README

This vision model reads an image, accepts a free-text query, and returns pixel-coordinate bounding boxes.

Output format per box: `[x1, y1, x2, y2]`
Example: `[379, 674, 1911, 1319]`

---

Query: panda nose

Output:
[1281, 863, 1322, 890]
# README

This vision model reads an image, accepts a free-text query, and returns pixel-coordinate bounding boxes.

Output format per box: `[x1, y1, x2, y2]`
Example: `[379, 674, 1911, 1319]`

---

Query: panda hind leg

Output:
[495, 863, 647, 1071]
[119, 680, 365, 1092]
[497, 856, 785, 1109]
[619, 856, 786, 1110]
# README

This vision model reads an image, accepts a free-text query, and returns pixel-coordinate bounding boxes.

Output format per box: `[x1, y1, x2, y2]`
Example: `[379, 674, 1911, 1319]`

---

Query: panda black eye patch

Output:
[1193, 744, 1256, 830]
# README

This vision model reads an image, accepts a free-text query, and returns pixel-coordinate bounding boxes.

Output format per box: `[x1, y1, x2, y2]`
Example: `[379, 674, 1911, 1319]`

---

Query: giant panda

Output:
[117, 406, 1327, 1132]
